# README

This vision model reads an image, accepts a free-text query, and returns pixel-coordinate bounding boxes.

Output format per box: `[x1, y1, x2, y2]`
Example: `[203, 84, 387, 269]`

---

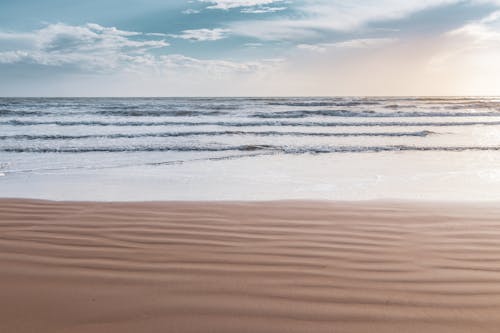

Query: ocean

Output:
[1, 97, 500, 201]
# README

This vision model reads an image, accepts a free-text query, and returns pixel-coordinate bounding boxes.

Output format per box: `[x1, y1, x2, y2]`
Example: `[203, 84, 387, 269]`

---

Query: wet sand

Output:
[1, 199, 500, 332]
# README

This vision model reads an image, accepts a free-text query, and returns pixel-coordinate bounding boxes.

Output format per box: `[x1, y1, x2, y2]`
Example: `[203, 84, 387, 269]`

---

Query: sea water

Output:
[1, 97, 500, 201]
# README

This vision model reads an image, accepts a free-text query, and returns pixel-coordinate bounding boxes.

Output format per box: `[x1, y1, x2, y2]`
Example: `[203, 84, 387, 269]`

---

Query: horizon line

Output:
[1, 95, 500, 98]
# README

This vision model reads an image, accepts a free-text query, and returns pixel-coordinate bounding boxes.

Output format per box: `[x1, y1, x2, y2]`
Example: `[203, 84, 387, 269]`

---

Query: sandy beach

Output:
[2, 199, 500, 332]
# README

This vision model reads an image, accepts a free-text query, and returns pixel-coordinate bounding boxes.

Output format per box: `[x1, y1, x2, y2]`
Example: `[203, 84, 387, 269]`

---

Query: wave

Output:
[2, 152, 275, 175]
[0, 144, 277, 153]
[3, 145, 500, 154]
[0, 130, 435, 140]
[0, 109, 231, 118]
[253, 97, 500, 110]
[251, 110, 500, 118]
[0, 109, 53, 116]
[414, 99, 500, 109]
[93, 110, 227, 117]
[5, 109, 500, 119]
[3, 119, 500, 127]
[4, 108, 500, 119]
[266, 100, 381, 107]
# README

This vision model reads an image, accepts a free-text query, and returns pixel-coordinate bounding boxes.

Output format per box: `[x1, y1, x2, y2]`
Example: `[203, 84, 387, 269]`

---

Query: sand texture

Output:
[2, 199, 500, 332]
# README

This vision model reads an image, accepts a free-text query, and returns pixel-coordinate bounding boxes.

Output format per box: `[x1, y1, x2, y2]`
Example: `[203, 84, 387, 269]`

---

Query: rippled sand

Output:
[2, 200, 500, 332]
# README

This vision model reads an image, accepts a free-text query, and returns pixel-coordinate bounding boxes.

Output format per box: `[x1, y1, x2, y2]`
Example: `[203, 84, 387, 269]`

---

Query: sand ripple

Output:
[1, 200, 500, 332]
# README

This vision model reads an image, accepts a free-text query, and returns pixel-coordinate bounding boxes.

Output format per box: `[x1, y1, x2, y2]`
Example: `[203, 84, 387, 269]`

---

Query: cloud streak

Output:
[169, 28, 230, 41]
[297, 38, 397, 52]
[199, 0, 286, 10]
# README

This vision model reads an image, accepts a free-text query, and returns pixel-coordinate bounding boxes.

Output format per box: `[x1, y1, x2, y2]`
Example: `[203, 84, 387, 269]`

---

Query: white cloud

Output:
[426, 13, 500, 71]
[157, 54, 282, 74]
[448, 23, 500, 42]
[229, 0, 463, 40]
[296, 44, 327, 52]
[0, 23, 169, 70]
[296, 38, 396, 53]
[240, 6, 287, 13]
[0, 51, 30, 63]
[170, 28, 230, 41]
[244, 42, 263, 47]
[333, 38, 397, 48]
[199, 0, 285, 10]
[230, 20, 321, 40]
[0, 23, 281, 82]
[146, 32, 169, 37]
[182, 9, 201, 14]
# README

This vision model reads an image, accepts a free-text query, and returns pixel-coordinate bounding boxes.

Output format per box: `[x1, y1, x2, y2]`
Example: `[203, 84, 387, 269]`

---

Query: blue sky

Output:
[1, 0, 500, 96]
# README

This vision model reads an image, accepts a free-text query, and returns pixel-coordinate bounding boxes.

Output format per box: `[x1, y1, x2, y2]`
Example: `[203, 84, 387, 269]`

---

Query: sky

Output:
[1, 0, 500, 96]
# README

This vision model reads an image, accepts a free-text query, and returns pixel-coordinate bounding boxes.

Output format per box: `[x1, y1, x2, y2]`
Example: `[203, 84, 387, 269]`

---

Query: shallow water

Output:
[1, 97, 500, 201]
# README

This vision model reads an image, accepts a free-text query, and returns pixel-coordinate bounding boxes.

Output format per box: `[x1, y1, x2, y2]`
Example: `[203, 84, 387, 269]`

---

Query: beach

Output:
[3, 0, 500, 331]
[2, 199, 500, 332]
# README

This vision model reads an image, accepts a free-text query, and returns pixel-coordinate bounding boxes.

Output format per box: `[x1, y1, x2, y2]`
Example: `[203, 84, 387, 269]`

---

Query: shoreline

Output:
[2, 199, 500, 332]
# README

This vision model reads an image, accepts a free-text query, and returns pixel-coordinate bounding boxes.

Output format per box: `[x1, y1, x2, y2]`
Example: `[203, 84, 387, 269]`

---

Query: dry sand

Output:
[2, 199, 500, 332]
